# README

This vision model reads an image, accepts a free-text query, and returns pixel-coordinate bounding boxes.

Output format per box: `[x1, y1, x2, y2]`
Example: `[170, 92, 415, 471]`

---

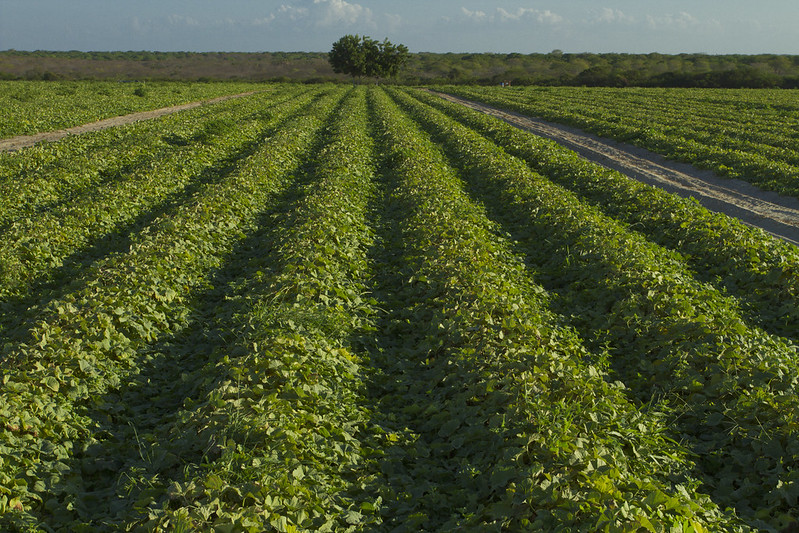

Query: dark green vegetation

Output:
[0, 80, 263, 138]
[4, 49, 799, 87]
[1, 83, 798, 531]
[0, 51, 338, 83]
[441, 86, 799, 197]
[328, 35, 409, 81]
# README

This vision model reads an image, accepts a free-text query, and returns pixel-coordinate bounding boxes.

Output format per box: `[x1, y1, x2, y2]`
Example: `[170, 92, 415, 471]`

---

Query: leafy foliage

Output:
[413, 87, 799, 343]
[442, 85, 799, 197]
[328, 35, 408, 80]
[0, 85, 346, 531]
[364, 87, 744, 531]
[0, 81, 265, 138]
[1, 83, 797, 532]
[389, 86, 799, 531]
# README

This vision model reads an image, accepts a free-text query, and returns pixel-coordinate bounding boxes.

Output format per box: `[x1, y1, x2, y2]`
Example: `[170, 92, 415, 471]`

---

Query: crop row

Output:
[409, 88, 799, 343]
[363, 87, 743, 531]
[388, 86, 799, 530]
[0, 80, 265, 138]
[0, 85, 313, 231]
[2, 84, 798, 532]
[505, 87, 799, 146]
[461, 87, 799, 152]
[442, 85, 799, 197]
[138, 86, 383, 531]
[0, 86, 346, 530]
[0, 87, 318, 307]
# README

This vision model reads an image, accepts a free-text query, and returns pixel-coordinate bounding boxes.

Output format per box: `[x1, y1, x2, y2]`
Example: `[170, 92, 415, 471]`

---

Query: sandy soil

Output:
[0, 91, 257, 153]
[434, 91, 799, 247]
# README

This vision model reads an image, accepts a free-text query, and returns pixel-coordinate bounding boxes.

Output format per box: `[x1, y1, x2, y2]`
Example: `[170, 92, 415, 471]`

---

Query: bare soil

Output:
[0, 91, 257, 153]
[434, 91, 799, 247]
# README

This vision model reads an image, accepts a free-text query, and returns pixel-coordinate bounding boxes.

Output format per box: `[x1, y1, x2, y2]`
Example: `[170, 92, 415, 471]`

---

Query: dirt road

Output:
[0, 92, 257, 153]
[434, 91, 799, 246]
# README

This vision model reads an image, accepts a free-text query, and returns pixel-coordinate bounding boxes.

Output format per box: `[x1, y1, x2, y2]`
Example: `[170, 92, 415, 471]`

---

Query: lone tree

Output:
[329, 34, 409, 82]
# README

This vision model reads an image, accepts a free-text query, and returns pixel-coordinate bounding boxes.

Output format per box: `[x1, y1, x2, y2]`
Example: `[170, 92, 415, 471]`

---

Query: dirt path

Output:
[0, 91, 258, 153]
[434, 91, 799, 247]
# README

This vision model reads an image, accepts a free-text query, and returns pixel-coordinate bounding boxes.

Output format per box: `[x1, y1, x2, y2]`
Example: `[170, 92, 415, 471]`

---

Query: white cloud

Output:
[252, 0, 372, 29]
[252, 5, 309, 26]
[497, 8, 531, 22]
[463, 7, 563, 25]
[131, 14, 200, 34]
[462, 7, 488, 22]
[537, 10, 563, 25]
[595, 8, 635, 24]
[647, 11, 698, 30]
[278, 4, 310, 21]
[252, 15, 275, 25]
[313, 0, 373, 27]
[167, 14, 200, 27]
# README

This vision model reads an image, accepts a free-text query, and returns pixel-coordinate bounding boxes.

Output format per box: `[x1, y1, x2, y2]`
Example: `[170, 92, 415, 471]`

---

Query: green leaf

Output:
[43, 376, 60, 392]
[437, 417, 461, 438]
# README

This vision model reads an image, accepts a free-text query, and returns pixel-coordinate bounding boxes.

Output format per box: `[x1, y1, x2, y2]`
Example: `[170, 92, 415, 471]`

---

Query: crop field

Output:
[0, 84, 798, 532]
[441, 85, 799, 198]
[0, 81, 264, 138]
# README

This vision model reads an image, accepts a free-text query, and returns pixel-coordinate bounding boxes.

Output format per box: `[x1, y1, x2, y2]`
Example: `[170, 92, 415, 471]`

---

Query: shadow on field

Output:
[445, 139, 795, 529]
[0, 97, 249, 240]
[351, 151, 522, 531]
[0, 158, 142, 240]
[0, 106, 300, 364]
[28, 139, 324, 529]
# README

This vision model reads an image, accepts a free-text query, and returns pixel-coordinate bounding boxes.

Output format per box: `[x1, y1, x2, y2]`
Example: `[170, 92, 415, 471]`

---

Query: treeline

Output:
[3, 49, 799, 88]
[552, 64, 797, 88]
[0, 50, 339, 83]
[413, 51, 799, 88]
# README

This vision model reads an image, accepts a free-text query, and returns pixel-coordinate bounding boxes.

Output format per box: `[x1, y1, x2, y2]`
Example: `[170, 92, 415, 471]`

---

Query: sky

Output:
[1, 1, 799, 55]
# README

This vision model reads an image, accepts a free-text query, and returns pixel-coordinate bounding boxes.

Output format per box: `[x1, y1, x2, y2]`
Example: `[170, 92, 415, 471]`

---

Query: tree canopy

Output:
[328, 35, 409, 80]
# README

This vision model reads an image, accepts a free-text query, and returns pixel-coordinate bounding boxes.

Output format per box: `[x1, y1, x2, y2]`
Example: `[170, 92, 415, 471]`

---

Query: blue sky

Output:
[2, 1, 798, 54]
